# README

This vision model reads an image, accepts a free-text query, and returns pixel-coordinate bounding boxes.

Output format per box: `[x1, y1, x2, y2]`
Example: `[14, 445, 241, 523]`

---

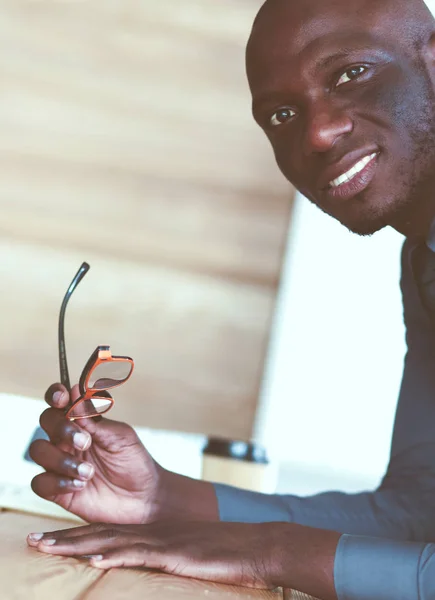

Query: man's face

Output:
[247, 0, 435, 235]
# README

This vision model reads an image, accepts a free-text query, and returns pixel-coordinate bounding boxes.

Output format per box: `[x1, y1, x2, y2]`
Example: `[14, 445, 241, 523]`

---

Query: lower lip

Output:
[324, 154, 379, 201]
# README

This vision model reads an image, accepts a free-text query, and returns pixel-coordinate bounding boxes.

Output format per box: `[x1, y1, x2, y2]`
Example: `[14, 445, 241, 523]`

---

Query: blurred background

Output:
[0, 0, 293, 442]
[1, 0, 434, 505]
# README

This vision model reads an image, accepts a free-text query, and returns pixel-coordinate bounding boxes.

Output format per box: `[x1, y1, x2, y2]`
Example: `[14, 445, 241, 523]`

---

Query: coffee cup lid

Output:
[202, 437, 268, 464]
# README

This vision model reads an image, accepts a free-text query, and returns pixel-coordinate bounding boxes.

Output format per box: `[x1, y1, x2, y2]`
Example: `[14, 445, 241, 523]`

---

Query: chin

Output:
[317, 202, 390, 237]
[340, 216, 388, 237]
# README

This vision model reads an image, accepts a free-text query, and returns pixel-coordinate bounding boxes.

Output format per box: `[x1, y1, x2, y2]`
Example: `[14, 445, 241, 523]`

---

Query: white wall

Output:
[255, 196, 406, 493]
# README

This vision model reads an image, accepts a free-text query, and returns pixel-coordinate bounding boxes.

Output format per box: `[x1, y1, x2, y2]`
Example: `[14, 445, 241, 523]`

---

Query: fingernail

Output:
[73, 432, 91, 451]
[77, 463, 94, 479]
[52, 391, 64, 405]
[72, 479, 87, 488]
[41, 538, 56, 546]
[28, 533, 43, 542]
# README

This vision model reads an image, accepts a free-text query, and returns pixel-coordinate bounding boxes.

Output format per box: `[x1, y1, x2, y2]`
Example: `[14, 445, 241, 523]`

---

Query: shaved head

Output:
[254, 0, 434, 30]
[245, 0, 435, 236]
[249, 0, 435, 57]
[248, 0, 435, 100]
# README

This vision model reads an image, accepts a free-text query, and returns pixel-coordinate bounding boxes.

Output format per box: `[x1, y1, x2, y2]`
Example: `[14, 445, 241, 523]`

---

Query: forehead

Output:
[246, 1, 398, 89]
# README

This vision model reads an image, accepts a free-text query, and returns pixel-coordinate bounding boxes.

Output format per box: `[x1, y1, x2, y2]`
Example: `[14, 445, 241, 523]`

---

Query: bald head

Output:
[247, 0, 435, 79]
[251, 0, 434, 41]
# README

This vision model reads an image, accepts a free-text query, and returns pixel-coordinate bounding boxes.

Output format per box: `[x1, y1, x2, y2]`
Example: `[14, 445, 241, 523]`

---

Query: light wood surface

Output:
[86, 569, 282, 600]
[283, 590, 319, 600]
[0, 0, 293, 439]
[0, 510, 318, 600]
[0, 511, 103, 599]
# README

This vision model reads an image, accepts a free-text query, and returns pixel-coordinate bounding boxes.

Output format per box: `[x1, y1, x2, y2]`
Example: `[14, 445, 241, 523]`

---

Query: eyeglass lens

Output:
[68, 395, 113, 420]
[88, 360, 133, 390]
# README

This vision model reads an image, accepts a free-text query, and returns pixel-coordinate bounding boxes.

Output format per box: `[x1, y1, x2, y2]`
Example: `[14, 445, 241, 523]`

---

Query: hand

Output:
[27, 521, 282, 589]
[30, 383, 218, 525]
[29, 383, 164, 524]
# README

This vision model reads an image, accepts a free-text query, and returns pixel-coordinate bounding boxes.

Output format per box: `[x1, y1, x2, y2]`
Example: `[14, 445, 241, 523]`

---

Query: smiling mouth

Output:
[328, 152, 378, 188]
[323, 151, 379, 202]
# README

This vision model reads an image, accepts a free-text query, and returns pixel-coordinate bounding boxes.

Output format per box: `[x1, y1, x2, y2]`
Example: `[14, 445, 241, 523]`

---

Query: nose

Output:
[302, 102, 353, 155]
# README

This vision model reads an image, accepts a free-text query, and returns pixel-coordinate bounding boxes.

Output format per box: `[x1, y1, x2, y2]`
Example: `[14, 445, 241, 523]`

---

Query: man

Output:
[26, 0, 435, 598]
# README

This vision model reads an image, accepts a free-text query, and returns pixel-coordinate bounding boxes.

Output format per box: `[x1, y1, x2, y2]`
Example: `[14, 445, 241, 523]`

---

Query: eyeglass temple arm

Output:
[58, 262, 90, 392]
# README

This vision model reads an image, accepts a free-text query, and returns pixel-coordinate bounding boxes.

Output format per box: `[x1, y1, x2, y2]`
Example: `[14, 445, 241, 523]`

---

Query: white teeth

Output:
[329, 152, 377, 188]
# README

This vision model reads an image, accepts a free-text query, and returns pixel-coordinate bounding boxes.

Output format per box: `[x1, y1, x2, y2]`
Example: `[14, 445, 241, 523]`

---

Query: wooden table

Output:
[0, 509, 315, 600]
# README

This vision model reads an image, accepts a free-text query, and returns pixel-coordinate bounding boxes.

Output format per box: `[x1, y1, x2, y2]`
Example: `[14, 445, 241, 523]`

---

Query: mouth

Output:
[321, 151, 379, 201]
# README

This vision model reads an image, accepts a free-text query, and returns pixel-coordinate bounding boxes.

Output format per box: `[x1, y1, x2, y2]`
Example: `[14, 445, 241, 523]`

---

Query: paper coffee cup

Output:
[201, 437, 274, 493]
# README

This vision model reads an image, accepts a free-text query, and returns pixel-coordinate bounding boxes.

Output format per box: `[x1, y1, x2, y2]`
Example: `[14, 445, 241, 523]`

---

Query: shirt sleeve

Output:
[334, 534, 435, 600]
[213, 482, 431, 539]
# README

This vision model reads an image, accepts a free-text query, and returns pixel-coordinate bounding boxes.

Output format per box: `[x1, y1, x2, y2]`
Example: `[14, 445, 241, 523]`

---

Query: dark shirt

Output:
[214, 238, 435, 600]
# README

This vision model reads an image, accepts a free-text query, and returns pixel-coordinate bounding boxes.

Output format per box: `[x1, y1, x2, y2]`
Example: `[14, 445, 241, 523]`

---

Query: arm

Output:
[29, 240, 435, 600]
[32, 240, 431, 537]
[214, 239, 435, 542]
[28, 518, 435, 600]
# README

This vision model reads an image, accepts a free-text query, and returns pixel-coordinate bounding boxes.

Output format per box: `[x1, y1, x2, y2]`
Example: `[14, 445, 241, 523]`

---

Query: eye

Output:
[336, 66, 367, 87]
[270, 107, 296, 127]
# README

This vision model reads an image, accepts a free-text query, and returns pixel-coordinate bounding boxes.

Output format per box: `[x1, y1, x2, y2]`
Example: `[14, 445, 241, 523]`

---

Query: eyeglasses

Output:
[59, 262, 134, 421]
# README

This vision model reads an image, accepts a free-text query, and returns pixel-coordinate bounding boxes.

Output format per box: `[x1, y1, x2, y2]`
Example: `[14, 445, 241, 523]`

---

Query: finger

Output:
[27, 524, 97, 546]
[89, 544, 157, 570]
[29, 439, 94, 481]
[30, 472, 88, 502]
[28, 524, 140, 549]
[28, 523, 137, 543]
[88, 545, 202, 578]
[44, 383, 72, 409]
[44, 383, 80, 410]
[39, 408, 92, 452]
[90, 547, 257, 587]
[33, 529, 142, 556]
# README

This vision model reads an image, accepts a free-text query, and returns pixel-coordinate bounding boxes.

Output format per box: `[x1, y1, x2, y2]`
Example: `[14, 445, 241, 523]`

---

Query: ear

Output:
[423, 32, 435, 68]
[420, 31, 435, 89]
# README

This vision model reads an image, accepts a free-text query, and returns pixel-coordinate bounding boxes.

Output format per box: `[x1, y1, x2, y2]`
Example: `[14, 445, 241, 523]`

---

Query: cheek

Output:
[269, 134, 305, 188]
[357, 67, 425, 136]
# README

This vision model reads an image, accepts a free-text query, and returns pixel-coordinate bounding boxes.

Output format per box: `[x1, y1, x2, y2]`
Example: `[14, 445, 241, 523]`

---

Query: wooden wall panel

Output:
[0, 1, 293, 438]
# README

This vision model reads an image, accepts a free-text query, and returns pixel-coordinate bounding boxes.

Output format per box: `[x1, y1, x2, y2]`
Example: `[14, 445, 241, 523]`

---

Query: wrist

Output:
[266, 522, 341, 600]
[150, 467, 219, 522]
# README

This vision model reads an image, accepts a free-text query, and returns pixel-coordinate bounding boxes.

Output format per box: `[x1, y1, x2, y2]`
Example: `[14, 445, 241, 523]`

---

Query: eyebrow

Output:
[317, 48, 360, 70]
[251, 93, 286, 119]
